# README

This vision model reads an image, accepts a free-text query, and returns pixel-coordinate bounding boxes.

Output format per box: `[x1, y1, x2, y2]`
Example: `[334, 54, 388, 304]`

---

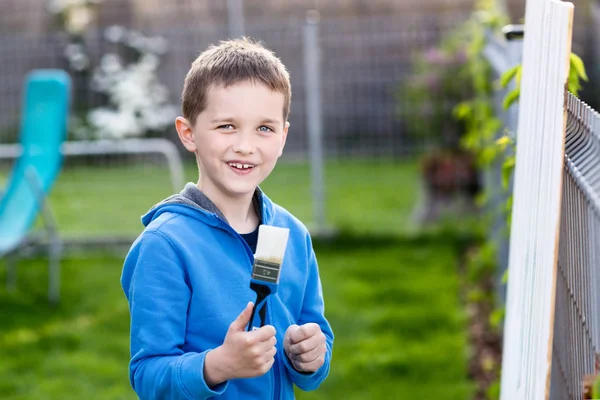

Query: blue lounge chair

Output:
[0, 70, 71, 304]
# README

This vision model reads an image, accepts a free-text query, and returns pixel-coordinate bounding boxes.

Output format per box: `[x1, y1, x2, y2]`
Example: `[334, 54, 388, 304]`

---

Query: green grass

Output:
[0, 159, 474, 399]
[0, 158, 421, 238]
[300, 234, 474, 399]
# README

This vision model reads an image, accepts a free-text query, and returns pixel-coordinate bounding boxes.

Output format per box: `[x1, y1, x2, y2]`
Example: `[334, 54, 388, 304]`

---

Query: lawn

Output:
[0, 158, 421, 238]
[0, 159, 474, 399]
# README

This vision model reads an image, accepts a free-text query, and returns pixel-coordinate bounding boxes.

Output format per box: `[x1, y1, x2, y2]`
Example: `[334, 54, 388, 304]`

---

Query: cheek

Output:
[197, 136, 230, 159]
[262, 138, 284, 159]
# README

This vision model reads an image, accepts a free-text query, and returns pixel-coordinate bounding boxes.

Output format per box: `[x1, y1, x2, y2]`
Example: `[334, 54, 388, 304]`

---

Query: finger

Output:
[288, 333, 324, 355]
[295, 356, 325, 373]
[248, 339, 276, 365]
[265, 343, 277, 360]
[258, 355, 276, 375]
[288, 343, 323, 363]
[254, 334, 277, 355]
[229, 302, 254, 333]
[284, 325, 299, 346]
[250, 324, 277, 342]
[289, 323, 320, 344]
[283, 325, 295, 354]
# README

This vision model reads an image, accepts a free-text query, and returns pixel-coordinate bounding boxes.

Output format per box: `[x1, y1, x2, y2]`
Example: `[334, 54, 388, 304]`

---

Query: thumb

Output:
[229, 302, 254, 333]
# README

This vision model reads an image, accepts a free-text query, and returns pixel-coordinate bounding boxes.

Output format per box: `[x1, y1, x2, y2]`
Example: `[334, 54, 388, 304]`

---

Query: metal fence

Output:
[0, 1, 470, 158]
[0, 2, 475, 237]
[1, 1, 597, 240]
[550, 93, 600, 400]
[2, 1, 597, 158]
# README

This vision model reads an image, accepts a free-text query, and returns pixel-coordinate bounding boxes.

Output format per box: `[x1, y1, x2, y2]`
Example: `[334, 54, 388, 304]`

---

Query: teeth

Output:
[229, 163, 254, 169]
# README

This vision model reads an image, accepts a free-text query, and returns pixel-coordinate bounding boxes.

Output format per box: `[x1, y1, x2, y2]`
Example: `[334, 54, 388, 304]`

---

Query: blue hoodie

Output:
[121, 184, 334, 400]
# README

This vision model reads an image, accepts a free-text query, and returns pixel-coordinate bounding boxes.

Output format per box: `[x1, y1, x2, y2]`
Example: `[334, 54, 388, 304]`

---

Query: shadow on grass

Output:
[314, 224, 477, 252]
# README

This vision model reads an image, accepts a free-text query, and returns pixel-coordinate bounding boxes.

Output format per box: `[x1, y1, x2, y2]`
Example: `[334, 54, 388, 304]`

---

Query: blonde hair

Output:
[181, 37, 291, 125]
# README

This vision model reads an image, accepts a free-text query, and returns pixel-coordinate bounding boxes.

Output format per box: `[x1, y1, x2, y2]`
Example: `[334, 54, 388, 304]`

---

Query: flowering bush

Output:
[47, 0, 177, 140]
[398, 0, 507, 155]
[399, 45, 473, 151]
[85, 27, 177, 139]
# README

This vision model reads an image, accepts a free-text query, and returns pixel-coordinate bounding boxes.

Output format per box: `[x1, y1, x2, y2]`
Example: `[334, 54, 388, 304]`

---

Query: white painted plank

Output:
[500, 1, 574, 399]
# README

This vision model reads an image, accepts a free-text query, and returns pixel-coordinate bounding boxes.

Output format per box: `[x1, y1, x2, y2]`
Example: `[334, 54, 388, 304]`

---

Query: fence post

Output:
[482, 26, 523, 306]
[303, 10, 326, 233]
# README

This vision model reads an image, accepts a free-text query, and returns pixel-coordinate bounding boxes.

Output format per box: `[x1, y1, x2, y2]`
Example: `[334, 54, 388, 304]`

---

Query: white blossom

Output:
[88, 108, 143, 139]
[100, 53, 123, 74]
[70, 52, 90, 71]
[126, 31, 146, 51]
[64, 43, 83, 58]
[104, 25, 126, 43]
[88, 41, 177, 139]
[64, 43, 89, 71]
[69, 115, 92, 140]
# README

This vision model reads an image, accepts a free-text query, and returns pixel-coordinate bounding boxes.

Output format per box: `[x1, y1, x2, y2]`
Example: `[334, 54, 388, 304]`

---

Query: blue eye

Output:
[259, 126, 274, 133]
[218, 124, 234, 130]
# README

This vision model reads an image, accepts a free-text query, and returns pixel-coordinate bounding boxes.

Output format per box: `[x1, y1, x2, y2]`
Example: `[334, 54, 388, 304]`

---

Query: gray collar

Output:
[178, 183, 263, 225]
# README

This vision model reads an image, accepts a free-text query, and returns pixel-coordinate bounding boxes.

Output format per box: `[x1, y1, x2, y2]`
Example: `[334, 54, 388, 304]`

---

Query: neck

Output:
[196, 181, 259, 234]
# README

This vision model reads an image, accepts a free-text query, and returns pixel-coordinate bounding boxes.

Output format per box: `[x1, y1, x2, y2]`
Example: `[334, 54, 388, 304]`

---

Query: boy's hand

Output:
[204, 302, 277, 386]
[284, 323, 326, 373]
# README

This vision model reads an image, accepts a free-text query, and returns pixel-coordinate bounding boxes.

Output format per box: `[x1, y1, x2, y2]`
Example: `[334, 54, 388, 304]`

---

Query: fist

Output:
[284, 323, 327, 373]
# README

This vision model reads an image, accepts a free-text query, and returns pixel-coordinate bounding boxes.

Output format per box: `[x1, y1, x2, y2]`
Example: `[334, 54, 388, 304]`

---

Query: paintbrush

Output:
[247, 225, 289, 331]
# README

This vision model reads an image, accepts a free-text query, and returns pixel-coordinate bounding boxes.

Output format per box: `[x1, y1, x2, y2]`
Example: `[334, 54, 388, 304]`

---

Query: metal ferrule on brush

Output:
[251, 257, 282, 293]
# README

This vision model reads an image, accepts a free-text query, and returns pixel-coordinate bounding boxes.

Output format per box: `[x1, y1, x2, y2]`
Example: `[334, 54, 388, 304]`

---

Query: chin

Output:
[225, 182, 260, 197]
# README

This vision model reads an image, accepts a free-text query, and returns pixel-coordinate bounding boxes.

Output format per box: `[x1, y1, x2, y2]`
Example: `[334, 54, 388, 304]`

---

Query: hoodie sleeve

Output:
[281, 232, 334, 391]
[121, 230, 229, 400]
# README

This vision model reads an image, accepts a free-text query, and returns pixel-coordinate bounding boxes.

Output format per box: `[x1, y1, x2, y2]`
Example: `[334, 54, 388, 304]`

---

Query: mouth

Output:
[226, 161, 257, 175]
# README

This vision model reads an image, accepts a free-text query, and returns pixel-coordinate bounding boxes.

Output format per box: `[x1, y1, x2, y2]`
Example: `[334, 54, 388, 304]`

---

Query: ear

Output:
[175, 116, 197, 153]
[279, 121, 290, 157]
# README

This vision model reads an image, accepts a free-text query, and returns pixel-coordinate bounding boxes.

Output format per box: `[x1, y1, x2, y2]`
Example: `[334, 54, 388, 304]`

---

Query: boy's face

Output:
[176, 80, 288, 201]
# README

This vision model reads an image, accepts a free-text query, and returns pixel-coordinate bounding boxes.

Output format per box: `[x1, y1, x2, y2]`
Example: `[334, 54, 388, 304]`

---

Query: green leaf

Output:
[503, 88, 520, 110]
[570, 53, 589, 82]
[515, 65, 522, 85]
[568, 80, 581, 96]
[489, 307, 505, 328]
[501, 269, 509, 284]
[487, 380, 501, 400]
[479, 146, 498, 167]
[593, 375, 600, 399]
[505, 195, 513, 214]
[568, 68, 582, 96]
[500, 65, 520, 88]
[475, 191, 488, 207]
[501, 156, 515, 189]
[467, 288, 486, 303]
[495, 135, 514, 152]
[453, 102, 473, 121]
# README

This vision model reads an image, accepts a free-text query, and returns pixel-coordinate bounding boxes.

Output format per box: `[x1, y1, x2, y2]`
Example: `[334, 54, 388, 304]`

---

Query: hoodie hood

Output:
[141, 183, 271, 227]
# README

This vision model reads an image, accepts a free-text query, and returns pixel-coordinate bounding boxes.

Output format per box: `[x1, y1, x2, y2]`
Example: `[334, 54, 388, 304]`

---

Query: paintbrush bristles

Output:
[255, 225, 290, 263]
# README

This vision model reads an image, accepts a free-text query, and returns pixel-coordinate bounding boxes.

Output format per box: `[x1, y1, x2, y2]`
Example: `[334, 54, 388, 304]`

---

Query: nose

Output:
[232, 130, 255, 155]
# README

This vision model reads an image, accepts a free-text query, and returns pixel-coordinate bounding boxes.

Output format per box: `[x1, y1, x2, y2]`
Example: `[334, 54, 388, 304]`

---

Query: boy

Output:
[120, 38, 334, 399]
